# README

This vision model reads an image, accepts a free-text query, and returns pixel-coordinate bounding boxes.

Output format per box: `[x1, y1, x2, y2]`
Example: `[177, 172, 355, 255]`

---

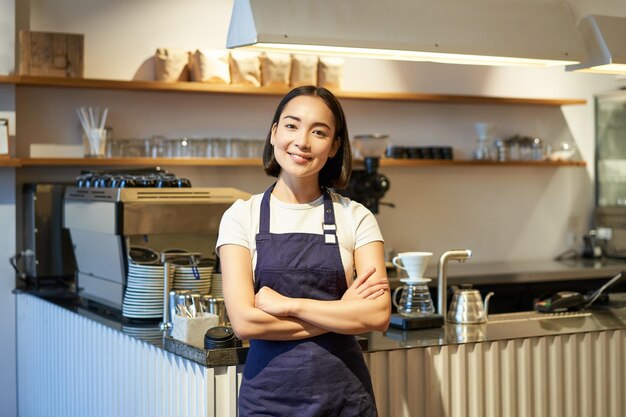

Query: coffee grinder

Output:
[340, 134, 392, 214]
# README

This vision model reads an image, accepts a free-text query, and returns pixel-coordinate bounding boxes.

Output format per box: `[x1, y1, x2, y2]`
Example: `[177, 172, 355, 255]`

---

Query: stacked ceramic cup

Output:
[123, 247, 173, 319]
[210, 273, 223, 297]
[172, 257, 214, 294]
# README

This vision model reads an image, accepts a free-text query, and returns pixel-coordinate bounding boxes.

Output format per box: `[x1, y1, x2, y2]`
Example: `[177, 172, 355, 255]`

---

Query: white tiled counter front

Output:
[365, 331, 626, 417]
[16, 293, 242, 417]
[16, 292, 626, 417]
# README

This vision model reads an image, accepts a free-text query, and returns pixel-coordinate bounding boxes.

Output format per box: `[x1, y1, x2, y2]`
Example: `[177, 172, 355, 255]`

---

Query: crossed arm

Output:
[219, 241, 391, 341]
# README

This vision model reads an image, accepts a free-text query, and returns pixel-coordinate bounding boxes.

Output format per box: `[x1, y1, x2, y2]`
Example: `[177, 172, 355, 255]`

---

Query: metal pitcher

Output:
[447, 286, 494, 324]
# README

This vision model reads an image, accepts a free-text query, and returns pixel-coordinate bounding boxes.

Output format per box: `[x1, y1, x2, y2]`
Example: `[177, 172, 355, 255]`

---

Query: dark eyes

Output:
[283, 124, 329, 138]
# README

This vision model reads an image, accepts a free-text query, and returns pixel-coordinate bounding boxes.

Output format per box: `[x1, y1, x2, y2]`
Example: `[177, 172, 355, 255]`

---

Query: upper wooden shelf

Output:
[379, 159, 586, 167]
[0, 158, 22, 167]
[1, 157, 585, 168]
[0, 75, 587, 106]
[19, 157, 262, 167]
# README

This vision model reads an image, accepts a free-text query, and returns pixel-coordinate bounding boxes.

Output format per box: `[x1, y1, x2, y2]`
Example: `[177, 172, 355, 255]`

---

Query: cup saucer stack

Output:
[211, 273, 223, 297]
[122, 323, 163, 346]
[123, 261, 172, 319]
[172, 258, 214, 294]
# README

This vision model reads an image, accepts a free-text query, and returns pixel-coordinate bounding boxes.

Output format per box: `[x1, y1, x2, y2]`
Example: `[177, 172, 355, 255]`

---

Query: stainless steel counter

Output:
[15, 258, 626, 367]
[363, 293, 626, 352]
[415, 258, 626, 285]
[17, 287, 626, 368]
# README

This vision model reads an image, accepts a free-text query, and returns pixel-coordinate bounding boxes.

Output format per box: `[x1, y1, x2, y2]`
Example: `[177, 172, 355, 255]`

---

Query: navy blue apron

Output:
[238, 185, 378, 417]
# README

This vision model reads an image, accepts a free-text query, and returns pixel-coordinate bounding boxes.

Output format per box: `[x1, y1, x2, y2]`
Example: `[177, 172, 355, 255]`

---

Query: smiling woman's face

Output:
[270, 95, 339, 184]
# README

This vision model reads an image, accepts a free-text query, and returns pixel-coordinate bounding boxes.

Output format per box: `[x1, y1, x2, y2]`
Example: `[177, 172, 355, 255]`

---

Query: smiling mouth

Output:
[288, 152, 313, 161]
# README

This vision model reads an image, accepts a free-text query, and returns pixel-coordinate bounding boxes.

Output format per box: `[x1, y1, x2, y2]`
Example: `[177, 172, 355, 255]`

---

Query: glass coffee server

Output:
[595, 90, 626, 258]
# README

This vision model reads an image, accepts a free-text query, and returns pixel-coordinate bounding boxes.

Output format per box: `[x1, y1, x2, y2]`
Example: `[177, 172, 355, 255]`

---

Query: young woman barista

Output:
[217, 85, 391, 417]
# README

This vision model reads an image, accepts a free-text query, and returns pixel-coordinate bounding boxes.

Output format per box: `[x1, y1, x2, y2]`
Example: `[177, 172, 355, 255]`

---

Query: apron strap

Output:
[259, 184, 275, 234]
[322, 188, 338, 245]
[260, 184, 337, 245]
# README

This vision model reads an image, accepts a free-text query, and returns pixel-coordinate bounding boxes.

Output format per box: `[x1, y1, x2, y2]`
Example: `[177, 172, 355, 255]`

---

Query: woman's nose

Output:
[293, 132, 310, 150]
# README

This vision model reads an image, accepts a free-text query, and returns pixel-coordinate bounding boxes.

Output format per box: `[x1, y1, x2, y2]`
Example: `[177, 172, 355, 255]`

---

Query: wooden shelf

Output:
[379, 159, 586, 167]
[19, 157, 262, 167]
[13, 157, 586, 168]
[0, 158, 21, 167]
[0, 75, 587, 106]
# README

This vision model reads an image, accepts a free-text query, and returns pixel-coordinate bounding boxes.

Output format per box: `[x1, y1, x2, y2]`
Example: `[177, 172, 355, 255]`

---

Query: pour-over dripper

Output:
[473, 122, 496, 161]
[474, 122, 496, 141]
[353, 134, 389, 159]
[392, 251, 432, 280]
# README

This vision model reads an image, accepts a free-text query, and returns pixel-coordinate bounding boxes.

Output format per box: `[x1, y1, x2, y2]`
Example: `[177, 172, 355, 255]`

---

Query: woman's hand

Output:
[255, 267, 388, 319]
[255, 286, 292, 316]
[342, 266, 389, 301]
[252, 243, 390, 335]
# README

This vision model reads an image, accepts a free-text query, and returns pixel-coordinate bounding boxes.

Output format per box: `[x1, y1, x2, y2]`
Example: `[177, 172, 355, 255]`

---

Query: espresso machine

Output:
[64, 185, 249, 310]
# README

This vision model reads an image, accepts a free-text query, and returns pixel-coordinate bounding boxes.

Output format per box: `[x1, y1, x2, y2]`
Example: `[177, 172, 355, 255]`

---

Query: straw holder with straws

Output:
[76, 106, 108, 157]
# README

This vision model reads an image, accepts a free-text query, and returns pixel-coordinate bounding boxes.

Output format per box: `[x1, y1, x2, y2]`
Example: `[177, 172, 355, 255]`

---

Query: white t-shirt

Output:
[216, 191, 384, 282]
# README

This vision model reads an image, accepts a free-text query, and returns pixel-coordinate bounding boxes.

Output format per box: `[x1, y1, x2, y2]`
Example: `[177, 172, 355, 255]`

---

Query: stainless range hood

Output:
[226, 0, 585, 67]
[566, 15, 626, 74]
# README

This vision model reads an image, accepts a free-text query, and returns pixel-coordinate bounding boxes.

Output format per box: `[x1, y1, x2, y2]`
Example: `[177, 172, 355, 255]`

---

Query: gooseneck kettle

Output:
[447, 285, 494, 324]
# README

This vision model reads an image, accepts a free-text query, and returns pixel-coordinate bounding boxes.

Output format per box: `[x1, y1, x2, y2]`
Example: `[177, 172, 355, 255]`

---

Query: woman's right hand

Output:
[342, 266, 389, 301]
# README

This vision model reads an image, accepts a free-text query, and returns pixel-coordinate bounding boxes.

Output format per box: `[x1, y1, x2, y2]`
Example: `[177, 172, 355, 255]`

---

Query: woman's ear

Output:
[270, 123, 277, 146]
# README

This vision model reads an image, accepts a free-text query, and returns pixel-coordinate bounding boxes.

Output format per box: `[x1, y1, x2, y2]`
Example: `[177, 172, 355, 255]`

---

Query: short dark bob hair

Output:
[263, 85, 352, 189]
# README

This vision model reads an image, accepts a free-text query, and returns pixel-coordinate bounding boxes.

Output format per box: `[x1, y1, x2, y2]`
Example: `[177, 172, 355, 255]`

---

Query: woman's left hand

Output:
[255, 286, 292, 316]
[342, 266, 389, 301]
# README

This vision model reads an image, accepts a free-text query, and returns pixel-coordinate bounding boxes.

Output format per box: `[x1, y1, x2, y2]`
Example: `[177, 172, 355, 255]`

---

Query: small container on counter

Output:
[204, 326, 241, 350]
[172, 312, 219, 349]
[201, 295, 228, 326]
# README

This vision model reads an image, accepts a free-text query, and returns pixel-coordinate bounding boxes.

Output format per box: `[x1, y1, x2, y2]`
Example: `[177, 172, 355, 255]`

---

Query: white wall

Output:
[29, 0, 232, 80]
[17, 0, 624, 263]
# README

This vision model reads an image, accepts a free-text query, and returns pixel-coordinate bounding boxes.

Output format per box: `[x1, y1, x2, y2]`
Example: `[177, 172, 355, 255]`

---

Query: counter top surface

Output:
[365, 296, 626, 352]
[413, 258, 626, 286]
[18, 259, 626, 367]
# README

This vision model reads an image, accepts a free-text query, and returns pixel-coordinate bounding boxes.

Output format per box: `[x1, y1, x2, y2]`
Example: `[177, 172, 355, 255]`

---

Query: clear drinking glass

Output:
[149, 135, 165, 158]
[230, 138, 247, 158]
[211, 138, 227, 158]
[392, 281, 435, 317]
[82, 128, 107, 157]
[247, 139, 265, 158]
